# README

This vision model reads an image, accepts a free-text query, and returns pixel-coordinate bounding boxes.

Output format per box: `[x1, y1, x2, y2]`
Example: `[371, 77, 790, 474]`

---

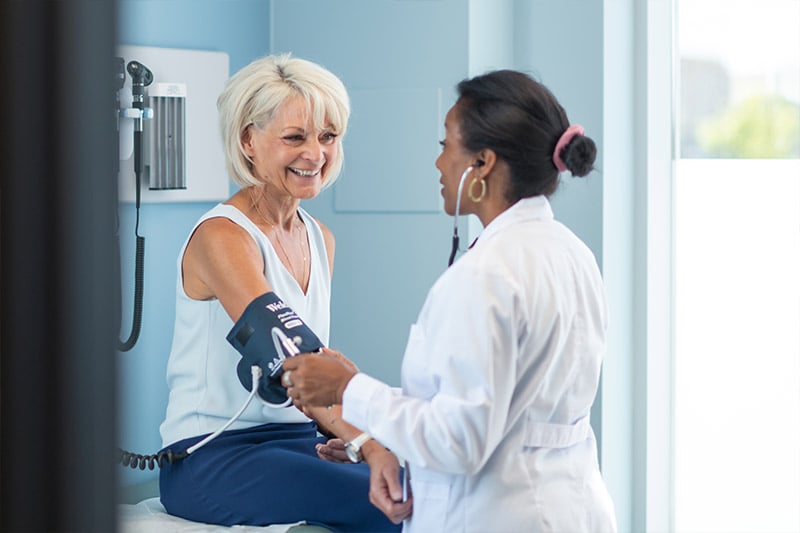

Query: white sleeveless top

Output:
[160, 203, 331, 448]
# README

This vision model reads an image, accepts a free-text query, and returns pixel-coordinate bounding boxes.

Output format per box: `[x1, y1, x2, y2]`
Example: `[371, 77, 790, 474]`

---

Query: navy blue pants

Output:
[159, 422, 400, 532]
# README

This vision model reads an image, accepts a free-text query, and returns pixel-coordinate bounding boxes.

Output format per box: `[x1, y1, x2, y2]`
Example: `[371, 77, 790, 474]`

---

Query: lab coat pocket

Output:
[401, 324, 437, 399]
[407, 479, 450, 531]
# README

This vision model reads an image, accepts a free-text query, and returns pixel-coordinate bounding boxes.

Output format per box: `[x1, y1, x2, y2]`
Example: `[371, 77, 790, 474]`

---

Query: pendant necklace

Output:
[249, 188, 308, 287]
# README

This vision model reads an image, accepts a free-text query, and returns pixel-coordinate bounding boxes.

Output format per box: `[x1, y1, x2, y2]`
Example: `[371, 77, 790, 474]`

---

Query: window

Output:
[673, 2, 800, 532]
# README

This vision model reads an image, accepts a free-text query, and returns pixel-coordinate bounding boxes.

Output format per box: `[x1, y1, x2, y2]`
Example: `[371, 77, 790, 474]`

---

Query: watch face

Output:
[345, 433, 370, 463]
[345, 443, 360, 463]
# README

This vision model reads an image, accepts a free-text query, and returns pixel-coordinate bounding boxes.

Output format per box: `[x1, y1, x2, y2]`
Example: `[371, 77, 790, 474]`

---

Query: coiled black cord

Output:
[119, 235, 144, 352]
[117, 367, 263, 471]
[117, 447, 187, 470]
[118, 234, 144, 352]
[118, 130, 145, 352]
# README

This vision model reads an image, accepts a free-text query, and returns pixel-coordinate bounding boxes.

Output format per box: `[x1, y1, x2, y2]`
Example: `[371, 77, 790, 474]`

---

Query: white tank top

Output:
[160, 203, 331, 447]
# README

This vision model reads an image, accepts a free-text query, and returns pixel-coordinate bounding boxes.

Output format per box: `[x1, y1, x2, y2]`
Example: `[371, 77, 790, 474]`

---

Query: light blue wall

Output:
[269, 0, 470, 384]
[116, 0, 271, 487]
[513, 0, 605, 262]
[117, 7, 638, 531]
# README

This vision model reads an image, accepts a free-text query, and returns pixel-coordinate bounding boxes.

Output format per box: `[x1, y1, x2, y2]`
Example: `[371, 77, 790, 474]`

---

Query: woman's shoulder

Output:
[190, 195, 259, 240]
[182, 212, 268, 306]
[199, 199, 252, 226]
[191, 214, 259, 256]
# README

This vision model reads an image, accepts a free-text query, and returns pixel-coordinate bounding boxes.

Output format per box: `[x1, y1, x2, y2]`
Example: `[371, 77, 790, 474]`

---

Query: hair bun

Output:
[563, 135, 597, 177]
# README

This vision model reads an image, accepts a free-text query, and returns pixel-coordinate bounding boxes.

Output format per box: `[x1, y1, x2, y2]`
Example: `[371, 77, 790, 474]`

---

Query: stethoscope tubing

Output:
[449, 166, 474, 267]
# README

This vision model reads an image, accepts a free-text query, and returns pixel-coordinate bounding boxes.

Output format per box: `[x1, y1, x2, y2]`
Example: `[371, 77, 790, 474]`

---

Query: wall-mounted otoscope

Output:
[117, 59, 154, 352]
[126, 60, 154, 175]
[116, 57, 189, 352]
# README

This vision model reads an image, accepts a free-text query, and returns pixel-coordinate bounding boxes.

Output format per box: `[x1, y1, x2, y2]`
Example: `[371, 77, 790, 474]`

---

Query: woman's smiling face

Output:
[242, 94, 340, 200]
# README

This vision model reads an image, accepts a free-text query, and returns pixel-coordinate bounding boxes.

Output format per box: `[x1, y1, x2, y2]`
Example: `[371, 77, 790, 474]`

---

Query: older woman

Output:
[283, 69, 618, 532]
[157, 54, 399, 532]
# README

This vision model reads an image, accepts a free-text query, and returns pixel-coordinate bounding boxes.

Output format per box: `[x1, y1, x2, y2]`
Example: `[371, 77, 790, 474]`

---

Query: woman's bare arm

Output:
[182, 216, 272, 321]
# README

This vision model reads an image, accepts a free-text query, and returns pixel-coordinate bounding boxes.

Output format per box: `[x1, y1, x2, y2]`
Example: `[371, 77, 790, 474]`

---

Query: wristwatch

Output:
[344, 432, 372, 463]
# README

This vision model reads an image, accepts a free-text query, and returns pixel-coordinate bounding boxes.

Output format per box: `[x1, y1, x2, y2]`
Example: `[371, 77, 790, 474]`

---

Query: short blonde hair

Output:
[217, 54, 350, 189]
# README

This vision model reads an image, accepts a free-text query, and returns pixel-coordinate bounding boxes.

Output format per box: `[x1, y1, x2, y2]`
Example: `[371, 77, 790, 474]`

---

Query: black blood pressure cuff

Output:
[226, 292, 324, 407]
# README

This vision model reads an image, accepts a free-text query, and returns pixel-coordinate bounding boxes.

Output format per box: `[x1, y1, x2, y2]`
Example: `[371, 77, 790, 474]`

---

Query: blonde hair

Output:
[217, 54, 350, 189]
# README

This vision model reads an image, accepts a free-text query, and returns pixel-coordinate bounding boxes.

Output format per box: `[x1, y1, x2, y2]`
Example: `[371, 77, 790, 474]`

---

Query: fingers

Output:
[366, 452, 413, 524]
[315, 439, 349, 463]
[385, 464, 404, 503]
[280, 353, 305, 372]
[391, 499, 413, 523]
[282, 355, 308, 406]
[325, 438, 346, 450]
[315, 443, 348, 463]
[281, 353, 356, 408]
[369, 487, 413, 524]
[320, 347, 358, 372]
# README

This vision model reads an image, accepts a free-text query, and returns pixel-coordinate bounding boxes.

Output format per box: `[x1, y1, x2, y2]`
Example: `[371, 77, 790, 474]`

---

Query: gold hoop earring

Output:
[468, 177, 487, 202]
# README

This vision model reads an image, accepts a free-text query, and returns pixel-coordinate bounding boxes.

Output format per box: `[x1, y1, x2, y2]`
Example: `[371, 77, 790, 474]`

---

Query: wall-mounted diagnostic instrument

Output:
[114, 46, 229, 350]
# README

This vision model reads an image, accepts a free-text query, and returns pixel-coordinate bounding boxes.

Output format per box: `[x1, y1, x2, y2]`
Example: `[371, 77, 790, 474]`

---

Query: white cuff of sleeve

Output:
[342, 372, 385, 430]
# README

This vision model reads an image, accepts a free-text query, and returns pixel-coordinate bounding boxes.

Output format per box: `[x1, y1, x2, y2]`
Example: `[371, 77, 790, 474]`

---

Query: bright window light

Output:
[674, 2, 800, 532]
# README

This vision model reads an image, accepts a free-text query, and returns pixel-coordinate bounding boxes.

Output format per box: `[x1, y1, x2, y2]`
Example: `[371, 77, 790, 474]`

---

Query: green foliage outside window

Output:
[697, 94, 800, 158]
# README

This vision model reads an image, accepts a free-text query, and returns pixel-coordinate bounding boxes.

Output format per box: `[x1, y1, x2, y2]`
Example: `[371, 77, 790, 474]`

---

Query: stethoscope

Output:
[448, 165, 476, 267]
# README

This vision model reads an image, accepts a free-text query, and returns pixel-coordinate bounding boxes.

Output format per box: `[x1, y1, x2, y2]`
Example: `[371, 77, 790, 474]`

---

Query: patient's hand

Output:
[316, 438, 350, 463]
[363, 444, 413, 524]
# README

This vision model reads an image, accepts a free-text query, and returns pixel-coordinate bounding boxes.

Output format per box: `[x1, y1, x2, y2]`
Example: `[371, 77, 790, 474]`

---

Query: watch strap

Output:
[345, 432, 372, 463]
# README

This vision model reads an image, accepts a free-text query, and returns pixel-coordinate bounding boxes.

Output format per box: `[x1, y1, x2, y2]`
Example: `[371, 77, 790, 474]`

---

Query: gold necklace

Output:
[249, 188, 309, 288]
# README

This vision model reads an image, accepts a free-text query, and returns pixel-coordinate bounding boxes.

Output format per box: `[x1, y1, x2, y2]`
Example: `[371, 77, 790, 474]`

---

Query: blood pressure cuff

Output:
[226, 292, 324, 407]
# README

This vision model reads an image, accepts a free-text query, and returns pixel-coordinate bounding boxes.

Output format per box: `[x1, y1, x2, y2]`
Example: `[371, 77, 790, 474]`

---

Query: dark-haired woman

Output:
[282, 69, 618, 532]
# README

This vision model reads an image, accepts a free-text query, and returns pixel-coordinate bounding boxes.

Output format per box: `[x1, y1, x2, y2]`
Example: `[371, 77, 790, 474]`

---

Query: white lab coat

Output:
[343, 196, 617, 532]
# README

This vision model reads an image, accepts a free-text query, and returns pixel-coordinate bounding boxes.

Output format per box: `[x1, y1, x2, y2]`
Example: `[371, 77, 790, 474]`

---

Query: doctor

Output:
[282, 69, 618, 532]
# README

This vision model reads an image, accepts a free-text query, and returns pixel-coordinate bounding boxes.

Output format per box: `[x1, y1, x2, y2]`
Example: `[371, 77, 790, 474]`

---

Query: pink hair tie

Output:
[552, 124, 585, 173]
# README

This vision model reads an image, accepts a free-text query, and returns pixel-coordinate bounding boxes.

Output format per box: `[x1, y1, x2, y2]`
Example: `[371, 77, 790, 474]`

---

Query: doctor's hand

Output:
[363, 443, 413, 524]
[321, 347, 359, 373]
[282, 350, 357, 408]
